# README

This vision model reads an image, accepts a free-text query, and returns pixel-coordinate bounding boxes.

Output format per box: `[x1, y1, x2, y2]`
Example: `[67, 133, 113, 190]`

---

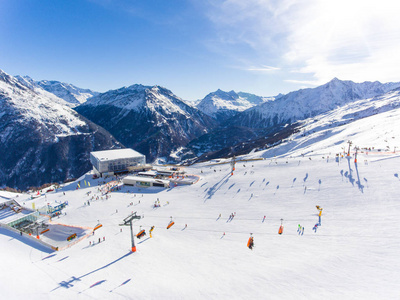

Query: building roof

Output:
[123, 176, 170, 185]
[90, 148, 144, 161]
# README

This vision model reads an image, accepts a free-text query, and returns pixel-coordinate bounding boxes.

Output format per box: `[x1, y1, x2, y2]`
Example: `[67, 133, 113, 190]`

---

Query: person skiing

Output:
[149, 226, 154, 238]
[313, 223, 319, 233]
[318, 208, 323, 225]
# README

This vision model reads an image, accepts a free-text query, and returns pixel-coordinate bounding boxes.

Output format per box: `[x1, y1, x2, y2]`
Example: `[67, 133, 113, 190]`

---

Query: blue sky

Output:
[1, 0, 400, 100]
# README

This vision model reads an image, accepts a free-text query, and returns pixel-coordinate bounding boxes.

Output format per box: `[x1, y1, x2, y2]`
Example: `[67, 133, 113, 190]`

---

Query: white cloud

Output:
[284, 0, 400, 83]
[202, 0, 400, 84]
[247, 65, 280, 72]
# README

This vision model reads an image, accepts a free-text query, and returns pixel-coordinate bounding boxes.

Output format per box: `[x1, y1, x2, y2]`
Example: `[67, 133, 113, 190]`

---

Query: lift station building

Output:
[90, 148, 147, 177]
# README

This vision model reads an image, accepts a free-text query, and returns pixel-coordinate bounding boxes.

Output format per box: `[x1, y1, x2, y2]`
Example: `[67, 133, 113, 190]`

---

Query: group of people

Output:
[227, 212, 236, 222]
[247, 206, 324, 249]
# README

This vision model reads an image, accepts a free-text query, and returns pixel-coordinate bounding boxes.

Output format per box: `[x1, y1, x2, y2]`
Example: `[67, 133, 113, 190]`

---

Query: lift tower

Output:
[120, 212, 142, 252]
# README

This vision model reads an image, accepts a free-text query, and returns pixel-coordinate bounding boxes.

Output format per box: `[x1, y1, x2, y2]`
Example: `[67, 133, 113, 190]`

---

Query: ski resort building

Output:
[123, 176, 170, 188]
[90, 148, 147, 177]
[0, 199, 42, 230]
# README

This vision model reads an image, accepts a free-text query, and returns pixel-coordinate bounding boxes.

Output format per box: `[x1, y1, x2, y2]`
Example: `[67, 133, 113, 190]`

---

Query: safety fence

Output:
[169, 174, 200, 185]
[48, 220, 93, 251]
[0, 222, 56, 251]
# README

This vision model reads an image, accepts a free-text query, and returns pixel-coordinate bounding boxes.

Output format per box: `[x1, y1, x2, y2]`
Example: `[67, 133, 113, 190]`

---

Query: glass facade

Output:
[90, 149, 146, 174]
[8, 211, 40, 228]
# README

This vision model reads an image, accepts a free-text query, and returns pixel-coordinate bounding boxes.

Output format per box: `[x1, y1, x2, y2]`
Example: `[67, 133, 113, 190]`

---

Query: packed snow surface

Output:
[1, 150, 400, 299]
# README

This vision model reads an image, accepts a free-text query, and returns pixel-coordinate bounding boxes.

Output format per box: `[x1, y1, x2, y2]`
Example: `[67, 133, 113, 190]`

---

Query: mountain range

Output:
[196, 89, 272, 122]
[74, 84, 217, 163]
[1, 67, 400, 189]
[0, 70, 121, 189]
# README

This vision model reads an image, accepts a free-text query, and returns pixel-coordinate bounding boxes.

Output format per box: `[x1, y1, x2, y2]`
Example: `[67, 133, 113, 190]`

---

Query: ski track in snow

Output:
[1, 153, 400, 299]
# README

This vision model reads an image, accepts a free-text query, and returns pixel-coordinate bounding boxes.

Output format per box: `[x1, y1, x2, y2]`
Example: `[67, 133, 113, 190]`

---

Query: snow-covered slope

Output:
[75, 84, 217, 162]
[36, 79, 98, 105]
[234, 78, 400, 128]
[197, 89, 271, 122]
[0, 69, 121, 189]
[1, 134, 399, 299]
[2, 73, 86, 132]
[183, 83, 400, 164]
[15, 76, 98, 106]
[248, 89, 400, 159]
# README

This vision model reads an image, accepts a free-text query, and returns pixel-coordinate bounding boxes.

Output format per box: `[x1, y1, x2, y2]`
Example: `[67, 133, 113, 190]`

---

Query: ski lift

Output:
[278, 219, 284, 235]
[136, 226, 146, 239]
[94, 222, 103, 231]
[167, 216, 175, 229]
[247, 233, 254, 249]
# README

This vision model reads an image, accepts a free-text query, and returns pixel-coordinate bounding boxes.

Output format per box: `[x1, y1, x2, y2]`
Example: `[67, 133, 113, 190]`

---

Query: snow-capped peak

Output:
[80, 83, 191, 117]
[235, 78, 400, 128]
[0, 71, 86, 138]
[196, 89, 271, 120]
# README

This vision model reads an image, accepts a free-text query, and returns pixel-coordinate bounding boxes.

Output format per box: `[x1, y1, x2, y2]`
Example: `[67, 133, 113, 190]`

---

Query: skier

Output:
[149, 226, 155, 238]
[313, 223, 319, 233]
[318, 208, 323, 225]
[297, 224, 302, 234]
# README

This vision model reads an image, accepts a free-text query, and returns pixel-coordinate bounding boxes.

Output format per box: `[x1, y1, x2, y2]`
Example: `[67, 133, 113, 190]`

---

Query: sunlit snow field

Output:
[1, 151, 400, 299]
